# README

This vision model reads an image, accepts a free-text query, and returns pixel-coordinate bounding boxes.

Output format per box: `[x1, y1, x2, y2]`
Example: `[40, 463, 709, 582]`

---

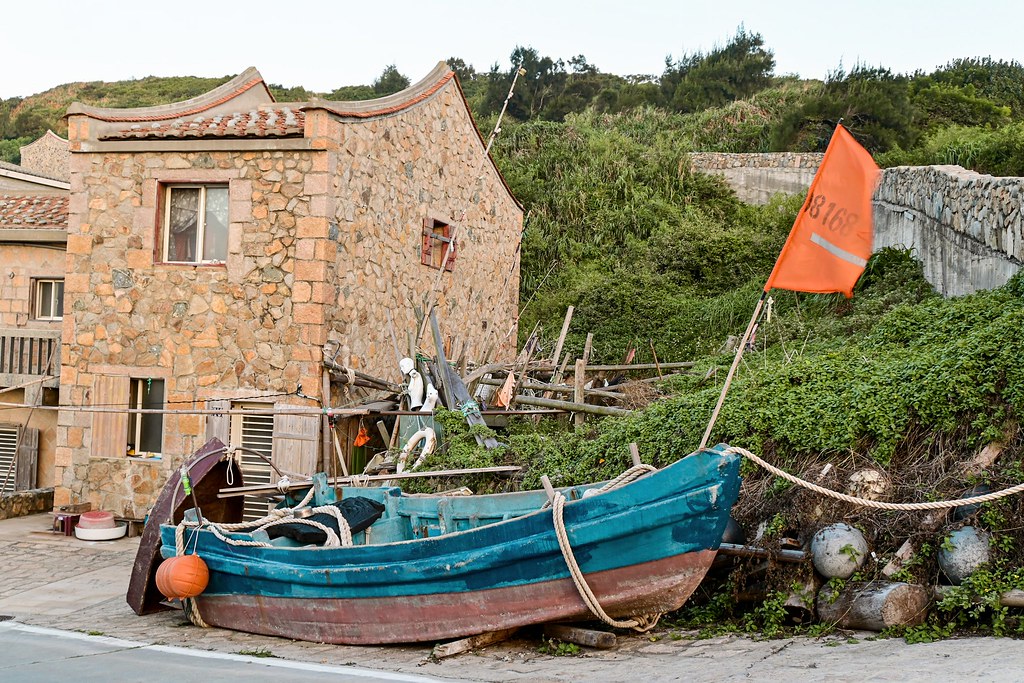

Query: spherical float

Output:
[156, 554, 210, 600]
[938, 526, 990, 585]
[810, 523, 869, 579]
[952, 484, 991, 522]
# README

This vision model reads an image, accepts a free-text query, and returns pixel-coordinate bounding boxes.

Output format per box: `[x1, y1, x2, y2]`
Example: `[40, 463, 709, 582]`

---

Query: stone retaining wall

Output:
[874, 165, 1023, 296]
[691, 152, 1023, 296]
[689, 152, 823, 205]
[0, 487, 54, 521]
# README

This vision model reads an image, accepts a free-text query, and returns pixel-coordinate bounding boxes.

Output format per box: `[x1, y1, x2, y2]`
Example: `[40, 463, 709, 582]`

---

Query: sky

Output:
[3, 0, 1022, 99]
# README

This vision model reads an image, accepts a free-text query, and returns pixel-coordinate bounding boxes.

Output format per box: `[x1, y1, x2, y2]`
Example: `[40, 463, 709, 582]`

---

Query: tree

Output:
[373, 65, 411, 96]
[660, 27, 775, 113]
[770, 65, 915, 153]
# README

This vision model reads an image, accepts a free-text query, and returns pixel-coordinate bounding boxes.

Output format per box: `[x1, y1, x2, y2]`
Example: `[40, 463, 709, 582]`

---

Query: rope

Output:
[723, 446, 1024, 511]
[550, 464, 661, 631]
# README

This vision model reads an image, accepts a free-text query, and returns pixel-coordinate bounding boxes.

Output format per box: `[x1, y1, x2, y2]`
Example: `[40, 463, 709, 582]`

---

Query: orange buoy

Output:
[155, 554, 210, 600]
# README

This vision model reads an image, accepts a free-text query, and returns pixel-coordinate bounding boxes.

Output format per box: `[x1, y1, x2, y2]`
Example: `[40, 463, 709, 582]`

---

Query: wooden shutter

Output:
[16, 426, 38, 490]
[421, 218, 433, 265]
[272, 412, 320, 479]
[205, 399, 230, 445]
[91, 375, 129, 458]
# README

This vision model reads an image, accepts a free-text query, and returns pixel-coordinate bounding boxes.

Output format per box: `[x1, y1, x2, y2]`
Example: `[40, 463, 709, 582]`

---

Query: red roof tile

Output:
[0, 195, 69, 229]
[104, 107, 305, 140]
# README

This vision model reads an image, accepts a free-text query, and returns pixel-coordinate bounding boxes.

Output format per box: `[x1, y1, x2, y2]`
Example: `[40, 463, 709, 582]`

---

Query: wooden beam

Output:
[543, 624, 616, 649]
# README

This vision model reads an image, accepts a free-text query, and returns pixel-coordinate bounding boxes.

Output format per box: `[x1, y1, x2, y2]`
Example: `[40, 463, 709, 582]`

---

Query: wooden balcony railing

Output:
[0, 328, 61, 389]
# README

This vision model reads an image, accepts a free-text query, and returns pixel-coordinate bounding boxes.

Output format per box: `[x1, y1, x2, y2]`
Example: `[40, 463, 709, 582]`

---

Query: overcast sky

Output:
[3, 0, 1021, 99]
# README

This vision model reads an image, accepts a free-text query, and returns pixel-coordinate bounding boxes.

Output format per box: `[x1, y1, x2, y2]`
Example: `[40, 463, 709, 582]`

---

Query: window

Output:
[162, 185, 228, 263]
[127, 378, 164, 457]
[34, 279, 64, 320]
[421, 218, 456, 271]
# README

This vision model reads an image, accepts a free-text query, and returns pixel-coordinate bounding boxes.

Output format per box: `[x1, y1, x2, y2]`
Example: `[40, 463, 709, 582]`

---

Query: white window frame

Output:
[34, 278, 64, 320]
[128, 378, 164, 457]
[230, 402, 276, 521]
[161, 184, 229, 264]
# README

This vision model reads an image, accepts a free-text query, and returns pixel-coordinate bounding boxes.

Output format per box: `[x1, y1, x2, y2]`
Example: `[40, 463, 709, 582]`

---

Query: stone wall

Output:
[321, 83, 522, 374]
[689, 152, 823, 204]
[691, 153, 1023, 296]
[0, 487, 54, 521]
[874, 165, 1023, 296]
[20, 131, 71, 181]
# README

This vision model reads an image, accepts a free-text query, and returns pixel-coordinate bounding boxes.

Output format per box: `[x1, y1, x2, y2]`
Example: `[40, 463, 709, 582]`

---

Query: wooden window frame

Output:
[127, 378, 164, 457]
[160, 184, 229, 264]
[33, 278, 64, 321]
[421, 218, 456, 272]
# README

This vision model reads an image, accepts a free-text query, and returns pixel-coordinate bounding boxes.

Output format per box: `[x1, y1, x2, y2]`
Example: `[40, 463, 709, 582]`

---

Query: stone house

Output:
[57, 63, 523, 516]
[0, 145, 71, 495]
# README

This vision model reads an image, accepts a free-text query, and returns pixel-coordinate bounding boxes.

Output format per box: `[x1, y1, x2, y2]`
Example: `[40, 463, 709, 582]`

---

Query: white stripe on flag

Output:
[810, 232, 868, 268]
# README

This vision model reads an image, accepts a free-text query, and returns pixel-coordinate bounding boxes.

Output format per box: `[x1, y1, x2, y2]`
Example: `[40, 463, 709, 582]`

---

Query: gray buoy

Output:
[938, 526, 990, 584]
[952, 484, 991, 522]
[811, 523, 869, 579]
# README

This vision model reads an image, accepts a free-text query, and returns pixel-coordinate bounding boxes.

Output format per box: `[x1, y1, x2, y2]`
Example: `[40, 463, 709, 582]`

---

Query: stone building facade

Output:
[57, 64, 523, 515]
[0, 189, 69, 495]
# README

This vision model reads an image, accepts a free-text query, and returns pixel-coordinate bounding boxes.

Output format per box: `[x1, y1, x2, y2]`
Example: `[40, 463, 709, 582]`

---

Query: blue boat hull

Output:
[159, 445, 740, 644]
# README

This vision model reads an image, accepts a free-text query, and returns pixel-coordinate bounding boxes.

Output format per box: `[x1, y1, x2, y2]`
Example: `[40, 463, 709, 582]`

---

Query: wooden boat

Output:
[141, 440, 740, 644]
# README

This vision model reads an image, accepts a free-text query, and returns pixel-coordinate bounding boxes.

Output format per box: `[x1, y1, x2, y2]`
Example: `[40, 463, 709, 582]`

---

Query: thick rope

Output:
[550, 464, 661, 631]
[724, 445, 1024, 510]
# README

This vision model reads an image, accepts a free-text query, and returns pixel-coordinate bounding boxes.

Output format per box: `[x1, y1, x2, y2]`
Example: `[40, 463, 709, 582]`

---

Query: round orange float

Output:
[155, 554, 210, 600]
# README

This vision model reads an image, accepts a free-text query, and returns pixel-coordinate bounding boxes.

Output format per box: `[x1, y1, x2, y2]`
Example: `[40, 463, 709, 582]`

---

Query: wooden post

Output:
[574, 358, 587, 428]
[628, 442, 641, 468]
[431, 628, 519, 659]
[551, 305, 574, 370]
[649, 339, 663, 380]
[816, 581, 930, 631]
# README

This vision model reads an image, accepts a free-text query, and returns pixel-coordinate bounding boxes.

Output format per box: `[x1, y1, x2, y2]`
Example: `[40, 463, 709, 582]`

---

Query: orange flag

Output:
[764, 125, 880, 297]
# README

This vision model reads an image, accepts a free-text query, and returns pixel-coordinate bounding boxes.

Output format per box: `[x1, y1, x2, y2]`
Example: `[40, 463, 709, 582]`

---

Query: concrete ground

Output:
[2, 512, 1023, 682]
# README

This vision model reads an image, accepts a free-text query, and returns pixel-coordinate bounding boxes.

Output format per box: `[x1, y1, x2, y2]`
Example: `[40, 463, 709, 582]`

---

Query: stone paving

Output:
[3, 513, 1024, 682]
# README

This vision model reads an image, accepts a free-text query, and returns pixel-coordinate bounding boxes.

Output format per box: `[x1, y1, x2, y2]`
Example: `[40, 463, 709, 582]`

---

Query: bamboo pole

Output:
[697, 292, 767, 451]
[511, 394, 630, 417]
[574, 358, 587, 428]
[218, 465, 523, 497]
[476, 376, 623, 400]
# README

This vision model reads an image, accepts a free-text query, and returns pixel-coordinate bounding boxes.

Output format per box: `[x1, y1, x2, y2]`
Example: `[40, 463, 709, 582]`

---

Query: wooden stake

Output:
[574, 358, 587, 428]
[431, 628, 519, 659]
[628, 442, 642, 468]
[543, 624, 616, 649]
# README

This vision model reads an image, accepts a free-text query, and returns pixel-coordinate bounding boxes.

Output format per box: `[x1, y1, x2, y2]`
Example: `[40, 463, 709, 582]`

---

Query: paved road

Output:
[0, 621, 453, 683]
[5, 513, 1024, 682]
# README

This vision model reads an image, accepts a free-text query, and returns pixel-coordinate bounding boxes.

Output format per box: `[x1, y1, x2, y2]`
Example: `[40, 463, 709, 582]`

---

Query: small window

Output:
[162, 185, 229, 263]
[127, 378, 164, 457]
[421, 218, 456, 271]
[35, 279, 64, 320]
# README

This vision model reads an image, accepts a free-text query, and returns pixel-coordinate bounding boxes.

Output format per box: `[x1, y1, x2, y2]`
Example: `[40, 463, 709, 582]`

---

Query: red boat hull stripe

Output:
[195, 549, 716, 644]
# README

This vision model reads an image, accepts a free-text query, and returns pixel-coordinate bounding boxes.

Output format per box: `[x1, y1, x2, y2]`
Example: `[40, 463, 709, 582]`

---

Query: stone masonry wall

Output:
[874, 165, 1023, 296]
[0, 487, 54, 521]
[322, 83, 523, 376]
[57, 146, 327, 515]
[691, 153, 1023, 296]
[689, 152, 824, 205]
[20, 131, 71, 181]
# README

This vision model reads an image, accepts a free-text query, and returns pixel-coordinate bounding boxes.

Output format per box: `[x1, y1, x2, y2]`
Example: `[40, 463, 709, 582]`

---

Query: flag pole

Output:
[697, 290, 768, 451]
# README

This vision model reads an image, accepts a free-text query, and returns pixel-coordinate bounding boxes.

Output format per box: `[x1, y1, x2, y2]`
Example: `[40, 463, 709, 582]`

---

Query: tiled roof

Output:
[0, 195, 69, 229]
[104, 107, 305, 140]
[0, 160, 69, 184]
